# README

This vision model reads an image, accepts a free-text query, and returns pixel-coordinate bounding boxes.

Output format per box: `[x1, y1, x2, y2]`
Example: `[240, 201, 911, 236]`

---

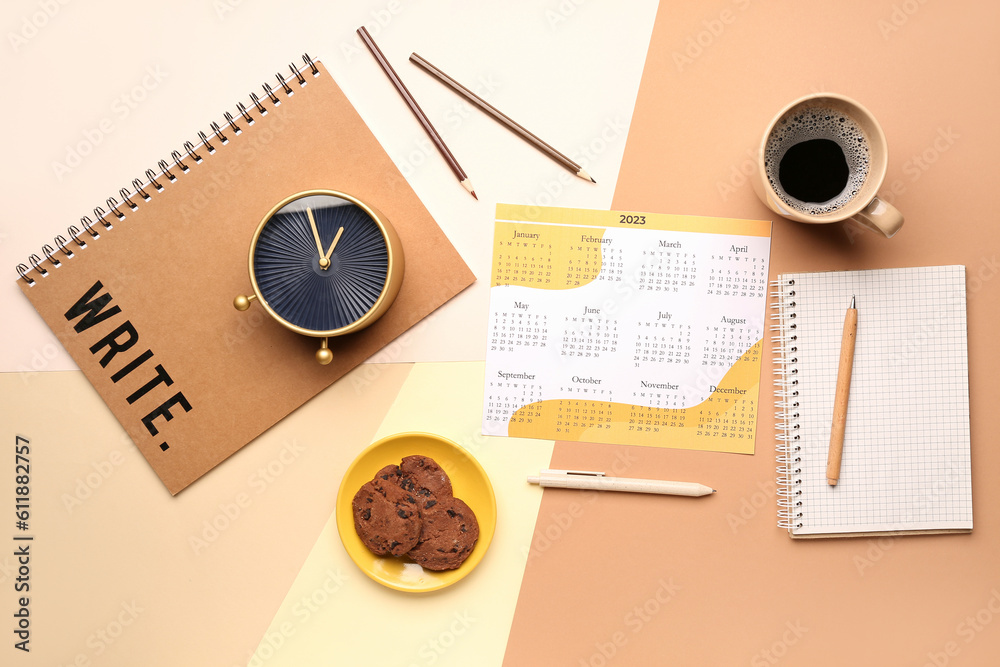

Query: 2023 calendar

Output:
[482, 204, 771, 454]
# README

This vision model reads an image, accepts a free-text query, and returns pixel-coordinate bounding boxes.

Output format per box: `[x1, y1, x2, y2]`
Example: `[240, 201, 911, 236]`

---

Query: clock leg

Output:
[316, 337, 333, 365]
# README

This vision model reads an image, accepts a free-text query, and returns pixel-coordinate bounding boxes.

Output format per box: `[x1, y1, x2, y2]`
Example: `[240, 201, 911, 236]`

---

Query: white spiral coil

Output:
[770, 278, 803, 531]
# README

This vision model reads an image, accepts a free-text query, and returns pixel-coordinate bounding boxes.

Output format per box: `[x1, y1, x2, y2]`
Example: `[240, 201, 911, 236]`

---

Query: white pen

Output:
[526, 469, 716, 497]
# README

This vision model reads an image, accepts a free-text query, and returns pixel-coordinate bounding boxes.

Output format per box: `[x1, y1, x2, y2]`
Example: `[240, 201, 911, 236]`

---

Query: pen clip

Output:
[543, 469, 606, 477]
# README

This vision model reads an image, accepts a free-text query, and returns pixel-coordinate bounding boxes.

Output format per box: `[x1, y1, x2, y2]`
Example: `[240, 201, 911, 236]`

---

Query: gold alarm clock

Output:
[234, 190, 404, 364]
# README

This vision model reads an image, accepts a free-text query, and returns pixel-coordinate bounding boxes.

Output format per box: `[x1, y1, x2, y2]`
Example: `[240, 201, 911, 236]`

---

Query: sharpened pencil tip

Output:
[460, 179, 477, 199]
[577, 168, 596, 183]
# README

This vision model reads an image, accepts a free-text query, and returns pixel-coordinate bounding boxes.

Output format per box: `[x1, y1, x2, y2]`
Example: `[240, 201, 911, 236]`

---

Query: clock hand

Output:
[306, 207, 331, 269]
[323, 226, 345, 264]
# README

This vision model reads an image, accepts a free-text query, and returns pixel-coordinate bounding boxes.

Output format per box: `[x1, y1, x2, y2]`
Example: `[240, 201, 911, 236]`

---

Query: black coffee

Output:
[778, 139, 849, 203]
[763, 106, 870, 215]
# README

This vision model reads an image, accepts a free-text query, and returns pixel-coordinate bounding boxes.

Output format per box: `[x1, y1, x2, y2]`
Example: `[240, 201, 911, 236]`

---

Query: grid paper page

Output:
[780, 266, 971, 536]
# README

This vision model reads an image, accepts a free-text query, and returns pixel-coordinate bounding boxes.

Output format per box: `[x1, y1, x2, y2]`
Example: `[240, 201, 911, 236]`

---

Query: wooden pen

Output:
[827, 295, 858, 486]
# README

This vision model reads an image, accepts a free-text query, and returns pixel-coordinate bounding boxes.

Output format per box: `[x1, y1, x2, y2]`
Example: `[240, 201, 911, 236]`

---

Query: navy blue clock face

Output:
[252, 194, 390, 333]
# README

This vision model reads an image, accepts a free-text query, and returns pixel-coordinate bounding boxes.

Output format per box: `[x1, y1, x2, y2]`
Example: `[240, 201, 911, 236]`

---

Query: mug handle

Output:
[851, 197, 904, 238]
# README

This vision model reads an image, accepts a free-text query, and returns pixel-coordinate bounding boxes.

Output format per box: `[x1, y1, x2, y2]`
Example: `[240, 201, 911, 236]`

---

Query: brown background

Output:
[505, 2, 1000, 665]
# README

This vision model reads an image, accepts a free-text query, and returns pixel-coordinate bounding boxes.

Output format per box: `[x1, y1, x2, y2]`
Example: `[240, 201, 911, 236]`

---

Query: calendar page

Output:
[482, 204, 772, 454]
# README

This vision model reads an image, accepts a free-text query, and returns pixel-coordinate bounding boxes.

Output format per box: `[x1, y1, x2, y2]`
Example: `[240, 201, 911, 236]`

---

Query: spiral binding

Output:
[770, 277, 803, 531]
[15, 53, 319, 287]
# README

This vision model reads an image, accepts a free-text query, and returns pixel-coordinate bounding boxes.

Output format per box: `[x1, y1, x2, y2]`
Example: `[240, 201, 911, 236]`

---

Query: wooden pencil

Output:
[356, 28, 477, 199]
[409, 53, 595, 183]
[827, 296, 857, 486]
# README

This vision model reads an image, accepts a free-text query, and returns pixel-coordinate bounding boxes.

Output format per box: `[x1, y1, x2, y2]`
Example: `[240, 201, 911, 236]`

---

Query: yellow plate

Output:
[336, 432, 497, 593]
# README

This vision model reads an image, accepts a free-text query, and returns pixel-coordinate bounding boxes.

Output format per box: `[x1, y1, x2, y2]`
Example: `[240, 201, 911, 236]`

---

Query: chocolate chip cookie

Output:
[399, 455, 453, 498]
[407, 497, 480, 571]
[351, 480, 421, 556]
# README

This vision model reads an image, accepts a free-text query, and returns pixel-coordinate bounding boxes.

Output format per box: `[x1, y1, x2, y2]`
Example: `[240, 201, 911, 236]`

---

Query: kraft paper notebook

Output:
[771, 265, 972, 538]
[15, 55, 475, 495]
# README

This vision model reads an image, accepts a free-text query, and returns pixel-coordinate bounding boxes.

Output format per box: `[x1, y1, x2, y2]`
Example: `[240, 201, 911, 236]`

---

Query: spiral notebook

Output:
[771, 265, 972, 538]
[14, 55, 475, 495]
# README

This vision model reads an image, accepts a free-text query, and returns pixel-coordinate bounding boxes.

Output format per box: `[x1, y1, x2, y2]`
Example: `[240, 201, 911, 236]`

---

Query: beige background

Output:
[1, 0, 659, 371]
[1, 1, 657, 665]
[248, 362, 553, 667]
[0, 364, 410, 665]
[4, 0, 999, 665]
